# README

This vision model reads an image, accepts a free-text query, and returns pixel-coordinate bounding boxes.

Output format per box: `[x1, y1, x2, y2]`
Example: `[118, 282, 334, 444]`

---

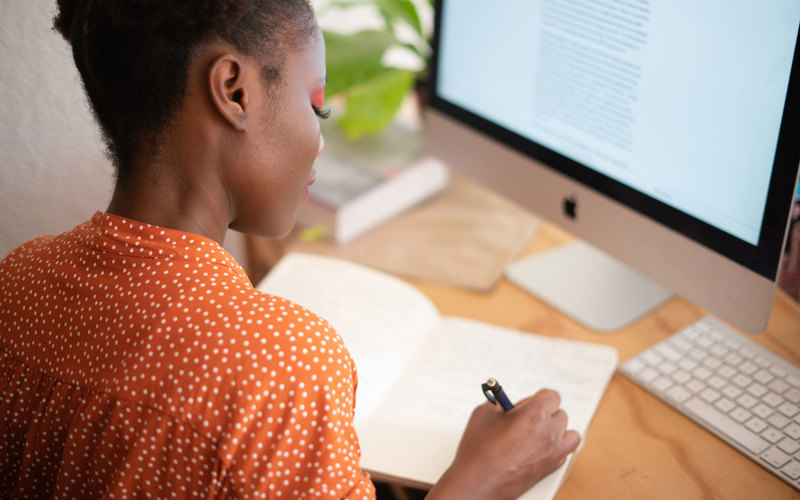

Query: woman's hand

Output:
[426, 389, 580, 500]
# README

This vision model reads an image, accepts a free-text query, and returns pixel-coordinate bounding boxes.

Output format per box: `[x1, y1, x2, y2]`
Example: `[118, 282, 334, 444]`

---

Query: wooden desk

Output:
[249, 215, 800, 498]
[400, 221, 800, 499]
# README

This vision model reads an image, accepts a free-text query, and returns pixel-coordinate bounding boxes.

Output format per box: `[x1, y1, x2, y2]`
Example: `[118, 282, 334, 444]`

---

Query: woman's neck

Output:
[106, 151, 231, 245]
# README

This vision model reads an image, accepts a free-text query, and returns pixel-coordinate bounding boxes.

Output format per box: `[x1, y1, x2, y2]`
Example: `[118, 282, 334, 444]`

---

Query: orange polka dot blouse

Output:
[0, 212, 375, 499]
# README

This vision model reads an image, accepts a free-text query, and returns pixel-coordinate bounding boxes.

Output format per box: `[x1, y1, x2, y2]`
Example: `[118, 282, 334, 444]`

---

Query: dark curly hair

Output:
[53, 0, 317, 184]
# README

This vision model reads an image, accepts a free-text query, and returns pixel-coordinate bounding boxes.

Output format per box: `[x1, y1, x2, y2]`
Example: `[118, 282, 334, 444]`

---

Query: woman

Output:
[0, 1, 579, 497]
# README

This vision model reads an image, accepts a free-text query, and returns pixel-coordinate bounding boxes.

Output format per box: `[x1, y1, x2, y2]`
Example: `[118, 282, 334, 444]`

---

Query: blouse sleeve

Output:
[219, 298, 375, 499]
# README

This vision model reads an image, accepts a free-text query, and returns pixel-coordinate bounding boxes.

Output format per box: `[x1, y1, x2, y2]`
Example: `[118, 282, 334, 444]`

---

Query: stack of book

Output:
[298, 120, 450, 244]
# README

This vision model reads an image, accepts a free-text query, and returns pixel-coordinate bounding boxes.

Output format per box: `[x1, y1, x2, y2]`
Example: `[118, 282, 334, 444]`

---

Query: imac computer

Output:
[425, 0, 800, 333]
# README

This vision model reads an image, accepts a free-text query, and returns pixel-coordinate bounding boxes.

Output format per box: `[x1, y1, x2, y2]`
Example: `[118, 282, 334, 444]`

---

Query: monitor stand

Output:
[505, 241, 673, 332]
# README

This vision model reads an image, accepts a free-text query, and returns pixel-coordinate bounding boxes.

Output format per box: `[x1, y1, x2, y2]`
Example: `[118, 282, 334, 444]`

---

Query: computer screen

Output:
[425, 0, 800, 333]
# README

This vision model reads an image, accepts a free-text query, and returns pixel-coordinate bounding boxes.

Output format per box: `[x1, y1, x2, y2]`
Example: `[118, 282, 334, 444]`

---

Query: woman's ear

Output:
[208, 54, 249, 131]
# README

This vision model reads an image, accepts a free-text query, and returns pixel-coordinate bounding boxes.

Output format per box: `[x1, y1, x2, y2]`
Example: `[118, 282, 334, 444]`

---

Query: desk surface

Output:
[396, 221, 800, 499]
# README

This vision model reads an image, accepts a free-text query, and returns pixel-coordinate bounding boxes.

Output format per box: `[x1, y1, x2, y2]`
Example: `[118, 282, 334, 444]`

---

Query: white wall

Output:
[0, 0, 246, 264]
[0, 0, 112, 257]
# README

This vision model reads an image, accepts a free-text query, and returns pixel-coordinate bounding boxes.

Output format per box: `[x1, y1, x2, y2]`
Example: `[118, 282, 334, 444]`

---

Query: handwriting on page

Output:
[369, 316, 617, 434]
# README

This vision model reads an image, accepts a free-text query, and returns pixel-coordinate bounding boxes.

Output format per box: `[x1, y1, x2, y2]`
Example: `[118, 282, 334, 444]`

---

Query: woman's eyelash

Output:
[313, 105, 330, 119]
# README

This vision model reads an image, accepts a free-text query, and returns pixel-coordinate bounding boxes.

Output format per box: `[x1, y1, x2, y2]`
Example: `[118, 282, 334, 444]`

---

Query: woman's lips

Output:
[304, 170, 316, 199]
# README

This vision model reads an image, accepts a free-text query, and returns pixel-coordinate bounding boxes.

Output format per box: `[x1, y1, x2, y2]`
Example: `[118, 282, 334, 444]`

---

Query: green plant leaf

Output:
[337, 68, 415, 140]
[323, 30, 397, 97]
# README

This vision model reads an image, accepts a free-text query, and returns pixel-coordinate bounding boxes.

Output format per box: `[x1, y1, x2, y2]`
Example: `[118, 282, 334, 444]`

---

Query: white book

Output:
[298, 120, 450, 244]
[299, 155, 449, 244]
[257, 253, 618, 499]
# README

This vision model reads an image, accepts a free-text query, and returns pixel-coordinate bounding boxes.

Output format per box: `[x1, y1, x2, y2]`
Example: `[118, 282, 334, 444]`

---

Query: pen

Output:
[482, 377, 514, 411]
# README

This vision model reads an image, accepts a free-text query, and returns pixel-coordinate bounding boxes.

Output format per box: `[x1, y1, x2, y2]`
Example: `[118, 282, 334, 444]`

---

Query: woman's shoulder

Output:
[0, 222, 90, 279]
[128, 286, 355, 431]
[1, 224, 80, 266]
[235, 288, 350, 362]
[173, 284, 353, 378]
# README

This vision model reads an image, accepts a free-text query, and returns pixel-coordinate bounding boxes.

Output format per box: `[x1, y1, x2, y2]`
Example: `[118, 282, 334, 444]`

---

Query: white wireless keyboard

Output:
[619, 316, 800, 491]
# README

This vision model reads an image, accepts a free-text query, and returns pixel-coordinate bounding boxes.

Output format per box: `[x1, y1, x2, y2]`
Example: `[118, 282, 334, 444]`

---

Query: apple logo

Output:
[563, 194, 577, 220]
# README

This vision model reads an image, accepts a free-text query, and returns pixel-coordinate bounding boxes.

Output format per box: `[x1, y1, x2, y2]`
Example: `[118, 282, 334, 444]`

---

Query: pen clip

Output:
[482, 381, 498, 405]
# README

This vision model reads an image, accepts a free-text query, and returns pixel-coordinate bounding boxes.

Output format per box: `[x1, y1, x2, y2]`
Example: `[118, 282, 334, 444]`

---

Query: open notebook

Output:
[257, 253, 617, 499]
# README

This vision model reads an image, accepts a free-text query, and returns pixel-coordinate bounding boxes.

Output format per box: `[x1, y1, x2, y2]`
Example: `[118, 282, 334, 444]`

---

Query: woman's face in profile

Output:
[226, 27, 327, 238]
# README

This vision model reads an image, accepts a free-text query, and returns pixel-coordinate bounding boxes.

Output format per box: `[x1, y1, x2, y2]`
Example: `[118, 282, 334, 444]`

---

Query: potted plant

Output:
[317, 0, 433, 140]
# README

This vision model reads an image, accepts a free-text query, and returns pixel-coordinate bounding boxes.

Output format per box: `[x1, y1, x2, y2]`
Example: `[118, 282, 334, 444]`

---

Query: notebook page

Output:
[256, 253, 440, 426]
[358, 316, 618, 498]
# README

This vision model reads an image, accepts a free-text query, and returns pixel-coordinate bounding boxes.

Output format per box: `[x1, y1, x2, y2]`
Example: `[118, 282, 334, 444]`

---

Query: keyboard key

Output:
[671, 370, 691, 384]
[658, 361, 677, 375]
[739, 361, 759, 375]
[682, 327, 700, 339]
[779, 402, 800, 418]
[711, 344, 728, 357]
[785, 423, 800, 440]
[754, 369, 774, 385]
[752, 403, 773, 419]
[642, 350, 662, 365]
[762, 446, 791, 468]
[736, 394, 757, 409]
[767, 413, 791, 430]
[655, 344, 682, 362]
[665, 385, 692, 404]
[722, 385, 742, 399]
[689, 348, 707, 362]
[745, 417, 767, 434]
[685, 397, 768, 454]
[724, 352, 743, 366]
[694, 321, 710, 333]
[697, 337, 714, 348]
[700, 388, 720, 404]
[754, 355, 771, 369]
[639, 367, 659, 382]
[781, 460, 800, 480]
[738, 346, 756, 359]
[708, 376, 726, 389]
[732, 374, 751, 388]
[623, 358, 645, 373]
[730, 407, 752, 423]
[778, 437, 800, 455]
[670, 336, 693, 352]
[687, 379, 706, 394]
[762, 392, 783, 408]
[693, 366, 713, 380]
[769, 379, 790, 394]
[679, 358, 698, 371]
[771, 365, 788, 378]
[786, 375, 800, 388]
[708, 375, 728, 389]
[723, 338, 740, 350]
[761, 427, 785, 444]
[746, 383, 767, 398]
[718, 364, 737, 379]
[652, 376, 673, 392]
[785, 388, 800, 404]
[714, 397, 736, 414]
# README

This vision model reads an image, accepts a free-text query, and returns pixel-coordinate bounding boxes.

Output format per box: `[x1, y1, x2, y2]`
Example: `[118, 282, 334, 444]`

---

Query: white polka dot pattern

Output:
[0, 212, 375, 499]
